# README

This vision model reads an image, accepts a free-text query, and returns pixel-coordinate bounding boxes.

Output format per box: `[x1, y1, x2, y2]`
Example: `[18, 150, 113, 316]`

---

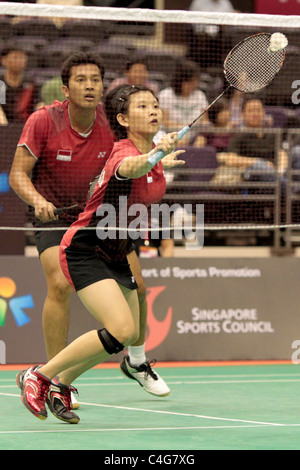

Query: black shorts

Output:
[64, 246, 138, 292]
[34, 221, 69, 256]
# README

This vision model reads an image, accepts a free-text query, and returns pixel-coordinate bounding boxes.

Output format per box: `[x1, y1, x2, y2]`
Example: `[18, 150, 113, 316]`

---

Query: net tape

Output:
[0, 3, 300, 28]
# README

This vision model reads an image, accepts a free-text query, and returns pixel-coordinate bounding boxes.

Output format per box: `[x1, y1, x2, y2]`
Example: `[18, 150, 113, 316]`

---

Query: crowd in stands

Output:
[0, 10, 299, 198]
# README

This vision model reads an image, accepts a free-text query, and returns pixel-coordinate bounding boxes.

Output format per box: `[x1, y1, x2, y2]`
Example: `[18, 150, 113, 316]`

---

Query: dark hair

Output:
[124, 55, 148, 72]
[171, 59, 200, 96]
[207, 98, 230, 124]
[61, 52, 105, 87]
[1, 46, 29, 57]
[104, 84, 158, 140]
[241, 96, 265, 112]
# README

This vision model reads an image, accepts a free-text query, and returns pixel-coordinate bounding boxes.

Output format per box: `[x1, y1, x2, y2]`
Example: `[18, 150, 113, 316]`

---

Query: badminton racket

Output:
[53, 204, 79, 216]
[148, 32, 287, 166]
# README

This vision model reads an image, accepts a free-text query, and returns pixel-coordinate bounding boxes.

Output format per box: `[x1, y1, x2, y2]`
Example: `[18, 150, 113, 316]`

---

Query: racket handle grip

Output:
[177, 125, 190, 141]
[54, 207, 65, 215]
[54, 204, 78, 215]
[147, 125, 190, 166]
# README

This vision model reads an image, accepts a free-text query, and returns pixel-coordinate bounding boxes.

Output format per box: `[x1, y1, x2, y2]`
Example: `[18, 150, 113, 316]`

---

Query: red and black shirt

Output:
[18, 99, 115, 223]
[61, 138, 166, 262]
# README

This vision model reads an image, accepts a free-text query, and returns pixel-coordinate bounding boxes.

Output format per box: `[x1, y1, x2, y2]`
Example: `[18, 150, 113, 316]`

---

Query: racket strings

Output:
[224, 33, 285, 93]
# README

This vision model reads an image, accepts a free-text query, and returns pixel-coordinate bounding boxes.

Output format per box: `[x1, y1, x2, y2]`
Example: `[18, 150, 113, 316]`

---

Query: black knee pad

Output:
[97, 328, 124, 355]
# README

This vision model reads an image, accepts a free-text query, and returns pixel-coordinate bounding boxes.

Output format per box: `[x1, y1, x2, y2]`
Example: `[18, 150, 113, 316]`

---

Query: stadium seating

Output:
[91, 44, 128, 73]
[59, 19, 111, 42]
[12, 18, 60, 41]
[265, 106, 289, 128]
[0, 17, 13, 40]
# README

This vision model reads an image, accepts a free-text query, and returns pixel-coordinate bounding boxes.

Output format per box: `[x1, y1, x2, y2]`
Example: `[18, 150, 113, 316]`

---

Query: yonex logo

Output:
[97, 151, 106, 159]
[0, 277, 34, 327]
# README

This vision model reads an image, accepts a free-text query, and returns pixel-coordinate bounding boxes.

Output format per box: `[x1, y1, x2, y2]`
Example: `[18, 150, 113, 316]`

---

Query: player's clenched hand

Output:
[155, 132, 179, 156]
[34, 198, 58, 222]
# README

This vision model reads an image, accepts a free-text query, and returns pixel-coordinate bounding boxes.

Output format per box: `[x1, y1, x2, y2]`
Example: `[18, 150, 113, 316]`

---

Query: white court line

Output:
[2, 372, 300, 382]
[2, 378, 300, 389]
[77, 401, 284, 426]
[2, 421, 300, 436]
[74, 378, 300, 386]
[77, 374, 300, 381]
[1, 424, 300, 436]
[0, 392, 283, 426]
[1, 372, 300, 384]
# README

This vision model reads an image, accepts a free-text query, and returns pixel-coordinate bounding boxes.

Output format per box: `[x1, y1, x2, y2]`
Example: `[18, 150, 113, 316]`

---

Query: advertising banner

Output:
[0, 256, 299, 363]
[255, 0, 300, 15]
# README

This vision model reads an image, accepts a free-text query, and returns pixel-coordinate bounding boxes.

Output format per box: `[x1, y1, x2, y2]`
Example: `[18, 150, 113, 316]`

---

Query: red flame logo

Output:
[145, 286, 172, 352]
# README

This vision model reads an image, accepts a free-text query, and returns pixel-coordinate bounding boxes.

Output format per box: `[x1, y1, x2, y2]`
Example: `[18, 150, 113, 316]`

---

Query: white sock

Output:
[128, 344, 146, 366]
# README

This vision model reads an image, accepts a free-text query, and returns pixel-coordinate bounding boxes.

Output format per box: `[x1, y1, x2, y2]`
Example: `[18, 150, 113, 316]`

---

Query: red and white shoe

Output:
[47, 378, 80, 424]
[20, 366, 51, 420]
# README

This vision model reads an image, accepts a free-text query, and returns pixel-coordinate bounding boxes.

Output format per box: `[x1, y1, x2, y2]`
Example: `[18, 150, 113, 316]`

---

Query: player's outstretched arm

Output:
[118, 132, 184, 178]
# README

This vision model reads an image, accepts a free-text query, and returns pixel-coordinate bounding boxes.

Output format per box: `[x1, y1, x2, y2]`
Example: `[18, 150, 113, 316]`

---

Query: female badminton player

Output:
[18, 84, 185, 423]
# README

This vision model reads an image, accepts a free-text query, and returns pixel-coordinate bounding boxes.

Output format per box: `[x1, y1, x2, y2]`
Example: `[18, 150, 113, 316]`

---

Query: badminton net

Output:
[0, 3, 299, 245]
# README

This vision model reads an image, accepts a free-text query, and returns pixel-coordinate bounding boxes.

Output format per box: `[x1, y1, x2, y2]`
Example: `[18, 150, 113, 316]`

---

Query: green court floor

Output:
[1, 363, 300, 450]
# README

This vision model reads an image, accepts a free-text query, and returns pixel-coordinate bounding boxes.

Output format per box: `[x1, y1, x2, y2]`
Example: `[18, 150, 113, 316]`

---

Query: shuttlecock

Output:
[268, 32, 288, 53]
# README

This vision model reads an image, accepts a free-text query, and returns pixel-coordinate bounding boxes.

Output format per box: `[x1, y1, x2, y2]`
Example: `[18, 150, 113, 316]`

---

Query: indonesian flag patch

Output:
[56, 150, 72, 161]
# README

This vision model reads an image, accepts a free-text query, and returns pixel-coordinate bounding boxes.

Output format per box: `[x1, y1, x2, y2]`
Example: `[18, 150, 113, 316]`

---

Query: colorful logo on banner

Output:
[145, 286, 172, 351]
[0, 172, 10, 214]
[0, 277, 34, 327]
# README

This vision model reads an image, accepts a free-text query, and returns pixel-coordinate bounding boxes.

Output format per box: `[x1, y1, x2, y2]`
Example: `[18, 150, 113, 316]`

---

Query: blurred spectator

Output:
[191, 98, 233, 151]
[189, 0, 235, 26]
[36, 0, 83, 27]
[229, 89, 245, 127]
[229, 89, 273, 128]
[106, 56, 159, 96]
[40, 76, 65, 105]
[0, 46, 36, 124]
[218, 98, 288, 182]
[158, 59, 209, 144]
[39, 56, 161, 107]
[135, 237, 174, 258]
[287, 134, 300, 187]
[188, 0, 236, 67]
[0, 107, 8, 126]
